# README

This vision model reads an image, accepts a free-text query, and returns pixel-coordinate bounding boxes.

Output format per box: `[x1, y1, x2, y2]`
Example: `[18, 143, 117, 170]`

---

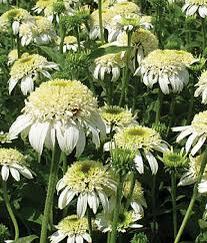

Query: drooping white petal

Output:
[178, 172, 196, 186]
[88, 191, 99, 214]
[172, 126, 191, 132]
[56, 178, 65, 192]
[8, 79, 19, 94]
[131, 201, 143, 214]
[9, 114, 33, 140]
[98, 190, 109, 212]
[198, 6, 207, 18]
[130, 223, 143, 229]
[75, 128, 86, 157]
[1, 165, 9, 181]
[63, 125, 79, 155]
[29, 122, 50, 154]
[145, 151, 158, 174]
[82, 233, 92, 243]
[186, 4, 198, 16]
[67, 235, 75, 243]
[198, 180, 207, 193]
[93, 64, 101, 80]
[49, 230, 66, 243]
[76, 235, 83, 243]
[77, 193, 88, 217]
[185, 133, 198, 153]
[58, 187, 70, 209]
[18, 166, 33, 179]
[191, 135, 206, 156]
[134, 151, 144, 174]
[10, 167, 20, 181]
[12, 21, 20, 35]
[20, 76, 34, 95]
[176, 128, 192, 143]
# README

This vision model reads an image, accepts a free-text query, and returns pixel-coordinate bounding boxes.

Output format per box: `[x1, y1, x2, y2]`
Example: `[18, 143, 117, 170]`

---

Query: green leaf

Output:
[13, 235, 38, 243]
[38, 46, 65, 66]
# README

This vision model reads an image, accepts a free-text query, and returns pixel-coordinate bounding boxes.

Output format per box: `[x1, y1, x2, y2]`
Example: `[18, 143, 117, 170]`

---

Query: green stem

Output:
[107, 232, 111, 243]
[125, 173, 136, 210]
[76, 26, 81, 51]
[167, 95, 176, 135]
[201, 18, 206, 52]
[40, 144, 61, 243]
[186, 87, 194, 124]
[174, 150, 207, 243]
[119, 31, 132, 106]
[110, 175, 124, 243]
[152, 175, 157, 240]
[171, 170, 177, 239]
[98, 0, 104, 44]
[87, 209, 93, 240]
[2, 181, 19, 241]
[59, 22, 65, 54]
[16, 35, 21, 58]
[155, 88, 163, 125]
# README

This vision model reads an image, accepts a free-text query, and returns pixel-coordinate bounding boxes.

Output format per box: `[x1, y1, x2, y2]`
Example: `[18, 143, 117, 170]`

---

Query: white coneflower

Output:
[182, 0, 207, 18]
[8, 53, 58, 95]
[172, 111, 207, 156]
[95, 206, 143, 233]
[136, 49, 196, 94]
[56, 160, 116, 217]
[123, 177, 147, 213]
[194, 70, 207, 104]
[89, 1, 140, 41]
[0, 8, 31, 34]
[100, 104, 137, 133]
[116, 28, 158, 68]
[7, 49, 18, 66]
[0, 148, 33, 181]
[93, 51, 126, 82]
[49, 215, 92, 243]
[9, 79, 106, 155]
[56, 35, 83, 52]
[114, 125, 169, 174]
[19, 16, 56, 46]
[179, 154, 207, 194]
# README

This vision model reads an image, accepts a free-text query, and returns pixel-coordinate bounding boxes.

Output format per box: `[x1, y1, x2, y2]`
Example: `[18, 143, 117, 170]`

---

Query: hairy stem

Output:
[171, 170, 177, 239]
[87, 208, 93, 240]
[125, 173, 136, 210]
[155, 88, 163, 125]
[40, 144, 61, 243]
[2, 181, 19, 241]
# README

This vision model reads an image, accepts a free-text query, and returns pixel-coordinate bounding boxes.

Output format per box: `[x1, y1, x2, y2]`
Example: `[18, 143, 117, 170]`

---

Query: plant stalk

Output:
[155, 88, 163, 125]
[125, 172, 136, 210]
[110, 175, 124, 243]
[98, 0, 104, 44]
[171, 169, 177, 239]
[2, 181, 19, 241]
[40, 143, 61, 243]
[174, 150, 207, 243]
[87, 209, 93, 240]
[201, 18, 206, 52]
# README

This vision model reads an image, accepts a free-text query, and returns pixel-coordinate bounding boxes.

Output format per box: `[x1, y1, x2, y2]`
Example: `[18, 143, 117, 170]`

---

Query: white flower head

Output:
[0, 8, 32, 34]
[179, 154, 207, 194]
[114, 125, 169, 174]
[19, 16, 56, 46]
[95, 201, 143, 233]
[0, 148, 33, 181]
[56, 35, 83, 52]
[57, 160, 116, 217]
[194, 70, 207, 104]
[182, 0, 207, 18]
[93, 51, 126, 82]
[8, 53, 58, 95]
[136, 49, 196, 94]
[7, 49, 18, 66]
[9, 79, 106, 155]
[49, 215, 92, 243]
[173, 111, 207, 156]
[100, 104, 137, 133]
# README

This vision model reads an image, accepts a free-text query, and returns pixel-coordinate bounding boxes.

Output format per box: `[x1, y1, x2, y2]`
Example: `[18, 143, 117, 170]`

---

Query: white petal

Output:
[198, 180, 207, 193]
[8, 79, 19, 94]
[134, 151, 144, 174]
[93, 64, 101, 80]
[75, 128, 86, 157]
[9, 114, 32, 140]
[10, 167, 20, 181]
[130, 223, 143, 228]
[172, 126, 191, 132]
[49, 230, 66, 243]
[77, 193, 88, 217]
[67, 235, 75, 243]
[64, 125, 79, 155]
[18, 167, 33, 179]
[185, 133, 198, 153]
[88, 192, 99, 214]
[191, 135, 206, 156]
[98, 190, 109, 212]
[1, 165, 9, 181]
[20, 76, 34, 95]
[198, 6, 207, 18]
[176, 128, 192, 142]
[82, 233, 92, 243]
[178, 172, 196, 186]
[12, 21, 20, 35]
[56, 178, 65, 192]
[145, 151, 158, 174]
[186, 5, 198, 16]
[29, 122, 50, 154]
[58, 187, 71, 209]
[76, 235, 83, 243]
